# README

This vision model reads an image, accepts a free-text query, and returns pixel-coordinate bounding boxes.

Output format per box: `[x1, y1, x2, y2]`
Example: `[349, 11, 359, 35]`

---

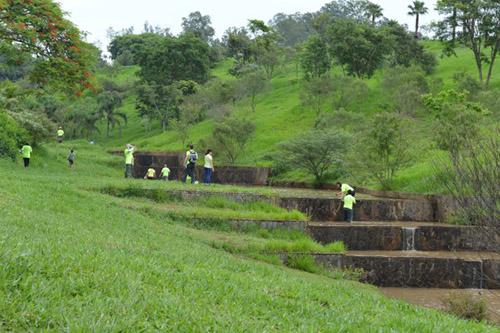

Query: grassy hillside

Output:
[0, 142, 497, 331]
[97, 41, 499, 193]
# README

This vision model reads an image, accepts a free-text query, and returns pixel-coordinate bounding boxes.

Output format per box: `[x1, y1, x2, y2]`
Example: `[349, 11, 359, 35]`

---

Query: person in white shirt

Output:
[203, 149, 214, 185]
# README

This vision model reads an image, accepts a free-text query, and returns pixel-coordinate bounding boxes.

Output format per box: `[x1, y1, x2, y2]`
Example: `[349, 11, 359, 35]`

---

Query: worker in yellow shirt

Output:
[343, 190, 356, 223]
[124, 144, 135, 178]
[144, 167, 156, 180]
[336, 182, 354, 199]
[20, 143, 32, 168]
[57, 127, 65, 143]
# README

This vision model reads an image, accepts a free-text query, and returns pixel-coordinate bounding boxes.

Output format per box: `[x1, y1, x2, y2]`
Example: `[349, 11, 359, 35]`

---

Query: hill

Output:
[0, 142, 496, 331]
[95, 41, 499, 194]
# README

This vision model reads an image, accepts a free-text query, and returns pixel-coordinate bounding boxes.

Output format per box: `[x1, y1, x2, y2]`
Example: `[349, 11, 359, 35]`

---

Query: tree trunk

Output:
[452, 8, 457, 42]
[415, 14, 419, 38]
[485, 41, 499, 88]
[106, 120, 110, 138]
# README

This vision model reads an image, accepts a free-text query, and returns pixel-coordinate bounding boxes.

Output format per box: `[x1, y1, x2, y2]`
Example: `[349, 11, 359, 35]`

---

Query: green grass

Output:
[0, 142, 497, 331]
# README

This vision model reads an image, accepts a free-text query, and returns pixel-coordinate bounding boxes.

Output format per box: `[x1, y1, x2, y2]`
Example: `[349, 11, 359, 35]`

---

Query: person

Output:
[67, 149, 76, 168]
[57, 127, 65, 143]
[160, 164, 171, 181]
[343, 189, 356, 223]
[203, 149, 214, 185]
[20, 143, 32, 168]
[336, 182, 355, 199]
[182, 144, 198, 184]
[124, 144, 135, 178]
[144, 167, 156, 180]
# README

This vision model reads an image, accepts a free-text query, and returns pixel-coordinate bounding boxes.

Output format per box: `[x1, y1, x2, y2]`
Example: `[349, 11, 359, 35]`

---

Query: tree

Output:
[301, 76, 332, 120]
[237, 69, 268, 112]
[361, 112, 410, 189]
[136, 34, 210, 86]
[435, 0, 499, 87]
[223, 27, 253, 62]
[0, 0, 94, 91]
[0, 111, 27, 160]
[365, 2, 383, 24]
[181, 11, 215, 43]
[331, 76, 368, 110]
[422, 89, 486, 155]
[136, 83, 181, 131]
[66, 98, 100, 139]
[275, 130, 350, 186]
[269, 13, 315, 47]
[211, 117, 256, 165]
[382, 66, 429, 115]
[248, 20, 282, 79]
[326, 19, 390, 78]
[408, 1, 429, 38]
[97, 91, 125, 137]
[320, 0, 372, 22]
[108, 33, 164, 64]
[435, 135, 499, 252]
[300, 35, 331, 79]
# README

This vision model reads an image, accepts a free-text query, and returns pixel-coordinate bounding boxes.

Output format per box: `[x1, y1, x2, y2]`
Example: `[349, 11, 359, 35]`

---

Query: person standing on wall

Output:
[124, 144, 135, 178]
[20, 143, 32, 168]
[182, 144, 198, 184]
[57, 127, 65, 143]
[203, 149, 215, 185]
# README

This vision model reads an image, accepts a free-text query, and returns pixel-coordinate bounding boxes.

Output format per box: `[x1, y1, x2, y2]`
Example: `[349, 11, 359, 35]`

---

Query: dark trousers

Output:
[343, 208, 353, 222]
[23, 158, 30, 168]
[182, 163, 196, 183]
[204, 168, 213, 184]
[125, 164, 133, 178]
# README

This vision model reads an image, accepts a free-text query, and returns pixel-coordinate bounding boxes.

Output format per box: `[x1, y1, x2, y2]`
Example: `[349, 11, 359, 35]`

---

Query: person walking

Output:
[160, 164, 171, 181]
[124, 144, 135, 178]
[343, 190, 356, 223]
[182, 144, 198, 184]
[67, 149, 76, 168]
[203, 149, 214, 185]
[20, 143, 32, 168]
[57, 127, 65, 143]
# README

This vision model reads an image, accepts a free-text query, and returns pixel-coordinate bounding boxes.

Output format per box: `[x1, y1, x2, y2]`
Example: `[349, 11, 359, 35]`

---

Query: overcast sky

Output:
[58, 0, 440, 50]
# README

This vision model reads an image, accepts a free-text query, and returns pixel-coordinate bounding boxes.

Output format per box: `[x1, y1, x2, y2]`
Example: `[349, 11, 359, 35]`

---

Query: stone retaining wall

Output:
[311, 254, 498, 289]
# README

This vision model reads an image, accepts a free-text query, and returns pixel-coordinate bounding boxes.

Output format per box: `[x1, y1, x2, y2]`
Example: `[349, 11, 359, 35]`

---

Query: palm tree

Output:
[408, 1, 428, 38]
[97, 91, 126, 138]
[365, 2, 383, 25]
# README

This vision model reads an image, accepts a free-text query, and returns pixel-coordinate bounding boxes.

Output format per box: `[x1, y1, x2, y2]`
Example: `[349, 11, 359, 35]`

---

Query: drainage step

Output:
[307, 222, 496, 252]
[310, 252, 500, 289]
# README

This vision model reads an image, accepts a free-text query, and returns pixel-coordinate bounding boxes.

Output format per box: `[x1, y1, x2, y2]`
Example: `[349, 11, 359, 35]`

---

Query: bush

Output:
[274, 129, 350, 187]
[443, 295, 488, 322]
[0, 111, 27, 160]
[286, 254, 322, 274]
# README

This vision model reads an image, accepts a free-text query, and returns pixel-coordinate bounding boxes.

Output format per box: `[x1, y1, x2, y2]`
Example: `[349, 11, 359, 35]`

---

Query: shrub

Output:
[443, 295, 488, 322]
[286, 254, 322, 274]
[0, 111, 27, 160]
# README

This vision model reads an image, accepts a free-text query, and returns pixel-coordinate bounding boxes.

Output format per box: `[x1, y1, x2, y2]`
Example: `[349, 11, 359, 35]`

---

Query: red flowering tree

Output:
[0, 0, 94, 92]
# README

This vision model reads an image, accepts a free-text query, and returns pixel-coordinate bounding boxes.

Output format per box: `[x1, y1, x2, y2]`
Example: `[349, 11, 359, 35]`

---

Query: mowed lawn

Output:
[0, 142, 497, 332]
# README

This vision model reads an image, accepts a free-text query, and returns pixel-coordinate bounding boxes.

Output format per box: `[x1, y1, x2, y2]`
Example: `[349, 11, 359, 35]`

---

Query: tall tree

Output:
[365, 2, 384, 24]
[300, 35, 331, 79]
[181, 11, 215, 43]
[408, 1, 429, 38]
[97, 91, 125, 137]
[435, 0, 499, 87]
[0, 0, 94, 91]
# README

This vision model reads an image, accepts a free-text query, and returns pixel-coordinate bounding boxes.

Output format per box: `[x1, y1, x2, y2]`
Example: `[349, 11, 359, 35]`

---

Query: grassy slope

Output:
[0, 142, 497, 331]
[98, 41, 499, 193]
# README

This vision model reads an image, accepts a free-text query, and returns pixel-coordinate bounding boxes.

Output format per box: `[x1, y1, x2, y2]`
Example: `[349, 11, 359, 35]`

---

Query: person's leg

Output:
[188, 164, 195, 183]
[207, 168, 212, 184]
[23, 158, 29, 168]
[348, 209, 353, 223]
[182, 166, 188, 183]
[343, 208, 349, 222]
[203, 168, 208, 184]
[125, 164, 132, 178]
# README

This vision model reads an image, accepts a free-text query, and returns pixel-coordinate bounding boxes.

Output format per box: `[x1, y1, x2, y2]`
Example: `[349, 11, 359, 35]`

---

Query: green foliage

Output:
[0, 110, 27, 160]
[0, 0, 95, 92]
[108, 33, 165, 64]
[236, 68, 268, 112]
[300, 35, 331, 79]
[326, 19, 390, 78]
[275, 130, 350, 186]
[382, 66, 429, 115]
[210, 117, 256, 165]
[97, 91, 125, 137]
[181, 11, 215, 43]
[359, 112, 410, 190]
[330, 75, 368, 110]
[407, 1, 429, 37]
[435, 0, 499, 86]
[270, 13, 314, 47]
[300, 76, 331, 118]
[422, 89, 486, 154]
[136, 34, 210, 86]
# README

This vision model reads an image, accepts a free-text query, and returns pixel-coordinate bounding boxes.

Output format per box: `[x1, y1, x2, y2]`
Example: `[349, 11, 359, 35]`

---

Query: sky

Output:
[58, 0, 440, 50]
